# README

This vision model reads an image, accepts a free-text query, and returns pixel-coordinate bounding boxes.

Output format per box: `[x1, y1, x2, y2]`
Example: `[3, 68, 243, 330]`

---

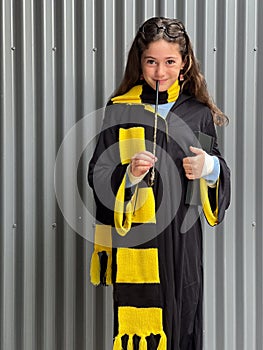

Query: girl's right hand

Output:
[130, 151, 157, 177]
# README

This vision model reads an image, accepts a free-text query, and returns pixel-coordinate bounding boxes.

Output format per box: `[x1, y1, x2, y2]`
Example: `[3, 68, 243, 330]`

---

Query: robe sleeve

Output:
[88, 107, 132, 226]
[200, 114, 231, 226]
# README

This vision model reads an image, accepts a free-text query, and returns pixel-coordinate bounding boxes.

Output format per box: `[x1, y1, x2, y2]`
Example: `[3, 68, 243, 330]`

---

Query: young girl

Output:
[89, 16, 230, 350]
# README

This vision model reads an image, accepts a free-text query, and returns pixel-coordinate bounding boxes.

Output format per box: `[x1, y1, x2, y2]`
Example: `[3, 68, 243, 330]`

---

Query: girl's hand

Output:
[130, 151, 157, 177]
[183, 146, 205, 180]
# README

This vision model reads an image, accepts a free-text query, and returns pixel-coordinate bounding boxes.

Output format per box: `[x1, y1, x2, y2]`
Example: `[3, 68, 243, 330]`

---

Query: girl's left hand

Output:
[183, 146, 205, 180]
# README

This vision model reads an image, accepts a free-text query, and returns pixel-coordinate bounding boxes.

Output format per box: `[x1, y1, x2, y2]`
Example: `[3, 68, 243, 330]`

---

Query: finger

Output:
[182, 161, 192, 170]
[184, 165, 194, 178]
[184, 162, 203, 179]
[183, 157, 191, 166]
[189, 146, 205, 155]
[133, 159, 153, 167]
[140, 150, 156, 158]
[135, 165, 152, 173]
[183, 158, 200, 179]
[184, 168, 194, 176]
[131, 164, 152, 177]
[185, 173, 196, 180]
[132, 150, 156, 158]
[134, 151, 157, 162]
[132, 152, 157, 163]
[183, 166, 194, 178]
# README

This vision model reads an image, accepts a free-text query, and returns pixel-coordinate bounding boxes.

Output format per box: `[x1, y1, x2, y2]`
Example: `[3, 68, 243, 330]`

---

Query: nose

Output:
[155, 63, 165, 78]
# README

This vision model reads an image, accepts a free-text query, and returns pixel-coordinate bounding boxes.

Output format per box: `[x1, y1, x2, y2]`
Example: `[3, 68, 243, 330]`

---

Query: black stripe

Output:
[141, 83, 169, 104]
[113, 283, 162, 308]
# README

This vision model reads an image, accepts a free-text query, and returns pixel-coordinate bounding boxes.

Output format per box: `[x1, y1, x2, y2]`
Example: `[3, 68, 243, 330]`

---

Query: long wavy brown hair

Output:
[112, 17, 228, 126]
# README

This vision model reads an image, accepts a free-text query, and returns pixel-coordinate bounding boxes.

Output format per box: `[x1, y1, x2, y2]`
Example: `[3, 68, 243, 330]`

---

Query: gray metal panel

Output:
[222, 3, 238, 349]
[0, 0, 262, 350]
[0, 0, 15, 349]
[256, 3, 263, 350]
[242, 0, 257, 348]
[41, 1, 57, 349]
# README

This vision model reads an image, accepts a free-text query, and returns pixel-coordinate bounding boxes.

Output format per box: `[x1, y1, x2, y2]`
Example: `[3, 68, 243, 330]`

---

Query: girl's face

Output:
[141, 39, 184, 91]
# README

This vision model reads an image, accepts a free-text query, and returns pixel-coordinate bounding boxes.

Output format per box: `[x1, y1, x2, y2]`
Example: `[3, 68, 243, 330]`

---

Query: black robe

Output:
[88, 93, 230, 350]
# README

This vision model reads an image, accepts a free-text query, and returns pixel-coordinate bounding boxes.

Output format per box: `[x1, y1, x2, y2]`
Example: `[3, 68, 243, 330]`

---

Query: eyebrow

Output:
[143, 55, 177, 60]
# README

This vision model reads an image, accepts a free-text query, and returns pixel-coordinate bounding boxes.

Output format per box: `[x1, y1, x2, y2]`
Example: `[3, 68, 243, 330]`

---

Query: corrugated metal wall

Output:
[0, 0, 262, 350]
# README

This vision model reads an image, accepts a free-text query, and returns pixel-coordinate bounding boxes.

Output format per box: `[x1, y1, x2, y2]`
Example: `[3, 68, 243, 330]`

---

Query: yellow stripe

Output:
[114, 174, 134, 236]
[132, 187, 156, 223]
[114, 183, 156, 236]
[200, 178, 219, 226]
[111, 80, 180, 104]
[167, 79, 180, 102]
[111, 85, 143, 104]
[116, 248, 160, 283]
[93, 224, 112, 251]
[119, 127, 146, 164]
[118, 306, 164, 334]
[114, 307, 167, 349]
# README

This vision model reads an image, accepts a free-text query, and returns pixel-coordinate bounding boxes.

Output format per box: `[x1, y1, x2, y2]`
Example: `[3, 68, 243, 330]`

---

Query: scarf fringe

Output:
[127, 335, 134, 350]
[90, 251, 100, 285]
[112, 332, 167, 350]
[139, 336, 147, 350]
[113, 335, 122, 350]
[90, 251, 112, 286]
[157, 331, 167, 350]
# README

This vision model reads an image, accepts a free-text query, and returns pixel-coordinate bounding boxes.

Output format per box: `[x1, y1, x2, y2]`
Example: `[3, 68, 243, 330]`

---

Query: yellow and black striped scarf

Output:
[90, 81, 182, 349]
[90, 79, 221, 349]
[111, 79, 180, 105]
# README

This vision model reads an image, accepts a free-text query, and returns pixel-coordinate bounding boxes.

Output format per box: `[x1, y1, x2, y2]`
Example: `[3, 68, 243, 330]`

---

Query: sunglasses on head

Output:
[139, 21, 187, 39]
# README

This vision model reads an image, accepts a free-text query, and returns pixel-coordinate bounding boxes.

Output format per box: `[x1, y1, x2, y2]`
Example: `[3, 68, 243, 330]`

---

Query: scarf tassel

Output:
[90, 250, 112, 286]
[139, 336, 147, 350]
[90, 251, 100, 286]
[157, 331, 167, 350]
[113, 335, 122, 350]
[127, 335, 134, 350]
[112, 332, 166, 350]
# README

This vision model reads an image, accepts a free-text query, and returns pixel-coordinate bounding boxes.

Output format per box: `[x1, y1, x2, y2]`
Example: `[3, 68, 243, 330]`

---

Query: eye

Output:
[145, 59, 157, 65]
[166, 59, 176, 65]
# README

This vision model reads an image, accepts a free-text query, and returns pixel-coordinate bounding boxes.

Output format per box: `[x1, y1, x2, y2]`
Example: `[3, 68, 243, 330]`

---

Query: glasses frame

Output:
[139, 21, 186, 39]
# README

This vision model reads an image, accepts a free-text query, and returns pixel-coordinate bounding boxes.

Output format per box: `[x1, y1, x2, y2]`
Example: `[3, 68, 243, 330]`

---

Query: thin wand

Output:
[149, 80, 159, 186]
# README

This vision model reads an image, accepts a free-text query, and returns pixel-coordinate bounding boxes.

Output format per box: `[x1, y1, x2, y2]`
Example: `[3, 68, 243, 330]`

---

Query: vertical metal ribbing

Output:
[0, 1, 15, 349]
[123, 0, 136, 61]
[20, 1, 37, 349]
[242, 0, 258, 349]
[98, 3, 116, 348]
[255, 3, 263, 350]
[235, 1, 246, 349]
[12, 0, 24, 349]
[223, 0, 238, 348]
[82, 3, 97, 346]
[60, 1, 77, 349]
[102, 0, 116, 103]
[202, 1, 217, 349]
[184, 0, 197, 46]
[138, 0, 157, 22]
[41, 0, 57, 349]
[215, 1, 227, 349]
[159, 0, 177, 18]
[75, 1, 97, 349]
